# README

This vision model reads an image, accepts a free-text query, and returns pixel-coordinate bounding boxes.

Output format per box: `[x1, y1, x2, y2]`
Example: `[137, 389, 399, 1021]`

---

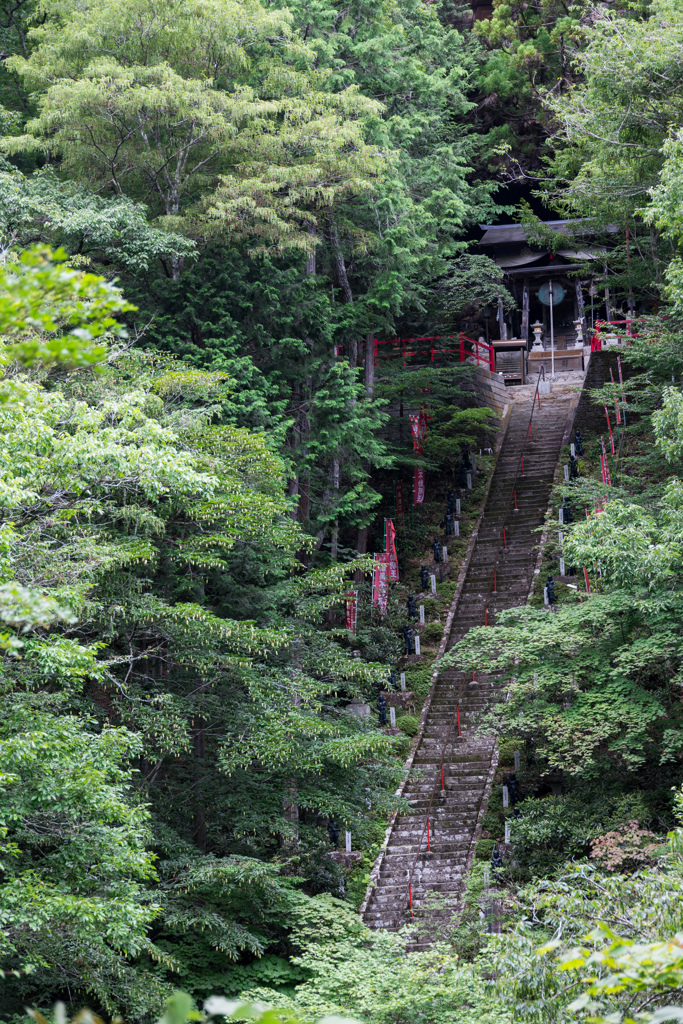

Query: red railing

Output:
[373, 333, 495, 373]
[590, 319, 641, 351]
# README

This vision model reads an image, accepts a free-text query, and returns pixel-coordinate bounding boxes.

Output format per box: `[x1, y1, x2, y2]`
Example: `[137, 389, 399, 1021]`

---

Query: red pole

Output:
[583, 568, 590, 593]
[459, 332, 465, 363]
[537, 390, 541, 411]
[503, 527, 507, 549]
[484, 606, 488, 625]
[441, 763, 444, 790]
[615, 397, 621, 426]
[605, 407, 615, 455]
[457, 705, 461, 735]
[514, 489, 518, 510]
[427, 818, 431, 851]
[521, 456, 525, 476]
[489, 344, 495, 372]
[529, 423, 533, 444]
[409, 883, 414, 915]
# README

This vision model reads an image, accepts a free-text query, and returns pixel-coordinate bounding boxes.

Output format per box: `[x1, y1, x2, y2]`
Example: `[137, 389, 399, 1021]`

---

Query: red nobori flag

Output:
[345, 591, 357, 635]
[414, 466, 425, 504]
[419, 406, 429, 442]
[372, 554, 390, 615]
[395, 480, 405, 516]
[385, 519, 399, 581]
[409, 415, 423, 454]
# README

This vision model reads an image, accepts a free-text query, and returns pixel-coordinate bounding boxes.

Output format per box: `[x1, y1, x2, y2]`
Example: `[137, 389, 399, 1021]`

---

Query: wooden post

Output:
[575, 280, 586, 340]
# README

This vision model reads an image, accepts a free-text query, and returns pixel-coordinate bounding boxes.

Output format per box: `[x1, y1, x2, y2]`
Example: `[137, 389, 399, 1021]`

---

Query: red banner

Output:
[395, 480, 404, 517]
[414, 466, 425, 504]
[409, 415, 423, 454]
[372, 554, 390, 615]
[419, 406, 429, 442]
[345, 591, 357, 635]
[385, 519, 399, 581]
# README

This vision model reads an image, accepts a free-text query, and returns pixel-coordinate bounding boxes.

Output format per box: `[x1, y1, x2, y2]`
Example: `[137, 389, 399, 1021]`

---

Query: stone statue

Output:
[445, 513, 454, 536]
[447, 488, 456, 512]
[432, 536, 442, 563]
[575, 429, 584, 456]
[420, 565, 429, 591]
[546, 573, 556, 605]
[569, 454, 579, 479]
[378, 692, 388, 726]
[407, 593, 418, 618]
[328, 821, 340, 847]
[491, 846, 504, 869]
[458, 463, 468, 488]
[403, 624, 415, 656]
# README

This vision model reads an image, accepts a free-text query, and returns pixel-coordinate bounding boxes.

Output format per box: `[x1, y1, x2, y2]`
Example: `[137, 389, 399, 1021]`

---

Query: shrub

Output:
[397, 714, 420, 737]
[474, 838, 495, 860]
[423, 621, 444, 643]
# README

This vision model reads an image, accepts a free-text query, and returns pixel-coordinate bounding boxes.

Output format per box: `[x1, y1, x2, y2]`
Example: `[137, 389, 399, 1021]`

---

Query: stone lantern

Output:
[572, 317, 584, 349]
[531, 321, 544, 351]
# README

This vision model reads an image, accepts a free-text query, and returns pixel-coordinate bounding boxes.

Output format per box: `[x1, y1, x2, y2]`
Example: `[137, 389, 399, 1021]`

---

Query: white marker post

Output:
[454, 520, 460, 537]
[443, 546, 448, 563]
[345, 831, 352, 853]
[456, 498, 461, 514]
[559, 508, 564, 524]
[400, 672, 406, 692]
[472, 454, 477, 472]
[502, 785, 509, 808]
[483, 865, 490, 888]
[564, 465, 569, 482]
[558, 531, 563, 547]
[389, 707, 396, 727]
[505, 821, 511, 844]
[430, 574, 437, 594]
[544, 586, 549, 606]
[560, 557, 566, 577]
[414, 636, 421, 656]
[571, 443, 576, 457]
[467, 472, 472, 490]
[419, 605, 425, 624]
[514, 750, 520, 770]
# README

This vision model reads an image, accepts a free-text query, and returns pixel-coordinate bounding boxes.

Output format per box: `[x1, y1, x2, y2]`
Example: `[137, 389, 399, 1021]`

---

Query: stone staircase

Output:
[361, 386, 576, 939]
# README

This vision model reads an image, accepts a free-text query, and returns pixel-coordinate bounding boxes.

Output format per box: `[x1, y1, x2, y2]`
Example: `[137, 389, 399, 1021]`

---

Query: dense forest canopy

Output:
[1, 0, 683, 1021]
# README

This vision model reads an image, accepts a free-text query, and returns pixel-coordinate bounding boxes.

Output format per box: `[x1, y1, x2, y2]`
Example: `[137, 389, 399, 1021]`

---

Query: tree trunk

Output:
[521, 278, 530, 345]
[364, 333, 375, 394]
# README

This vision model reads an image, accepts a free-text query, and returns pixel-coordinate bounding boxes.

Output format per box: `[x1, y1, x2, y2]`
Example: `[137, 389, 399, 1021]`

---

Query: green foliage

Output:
[395, 714, 419, 737]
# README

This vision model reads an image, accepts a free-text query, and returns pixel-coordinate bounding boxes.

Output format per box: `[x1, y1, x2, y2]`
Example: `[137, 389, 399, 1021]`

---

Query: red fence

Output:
[373, 333, 495, 372]
[590, 319, 640, 351]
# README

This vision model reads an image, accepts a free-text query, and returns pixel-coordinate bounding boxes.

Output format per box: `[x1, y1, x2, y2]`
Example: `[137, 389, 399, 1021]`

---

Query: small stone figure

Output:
[546, 573, 556, 605]
[458, 463, 468, 488]
[406, 593, 418, 618]
[378, 692, 388, 726]
[447, 488, 456, 512]
[420, 565, 429, 591]
[403, 624, 415, 656]
[445, 512, 454, 536]
[389, 667, 398, 691]
[491, 846, 504, 870]
[507, 774, 521, 805]
[569, 454, 579, 479]
[562, 503, 573, 525]
[575, 429, 584, 456]
[328, 821, 340, 848]
[463, 450, 472, 470]
[432, 535, 442, 563]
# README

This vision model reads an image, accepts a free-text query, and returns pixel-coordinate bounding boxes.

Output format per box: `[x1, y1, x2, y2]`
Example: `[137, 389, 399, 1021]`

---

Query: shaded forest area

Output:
[2, 0, 683, 1022]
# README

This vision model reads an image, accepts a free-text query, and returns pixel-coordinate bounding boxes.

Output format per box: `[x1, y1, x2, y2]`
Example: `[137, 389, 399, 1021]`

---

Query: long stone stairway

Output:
[361, 386, 576, 937]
